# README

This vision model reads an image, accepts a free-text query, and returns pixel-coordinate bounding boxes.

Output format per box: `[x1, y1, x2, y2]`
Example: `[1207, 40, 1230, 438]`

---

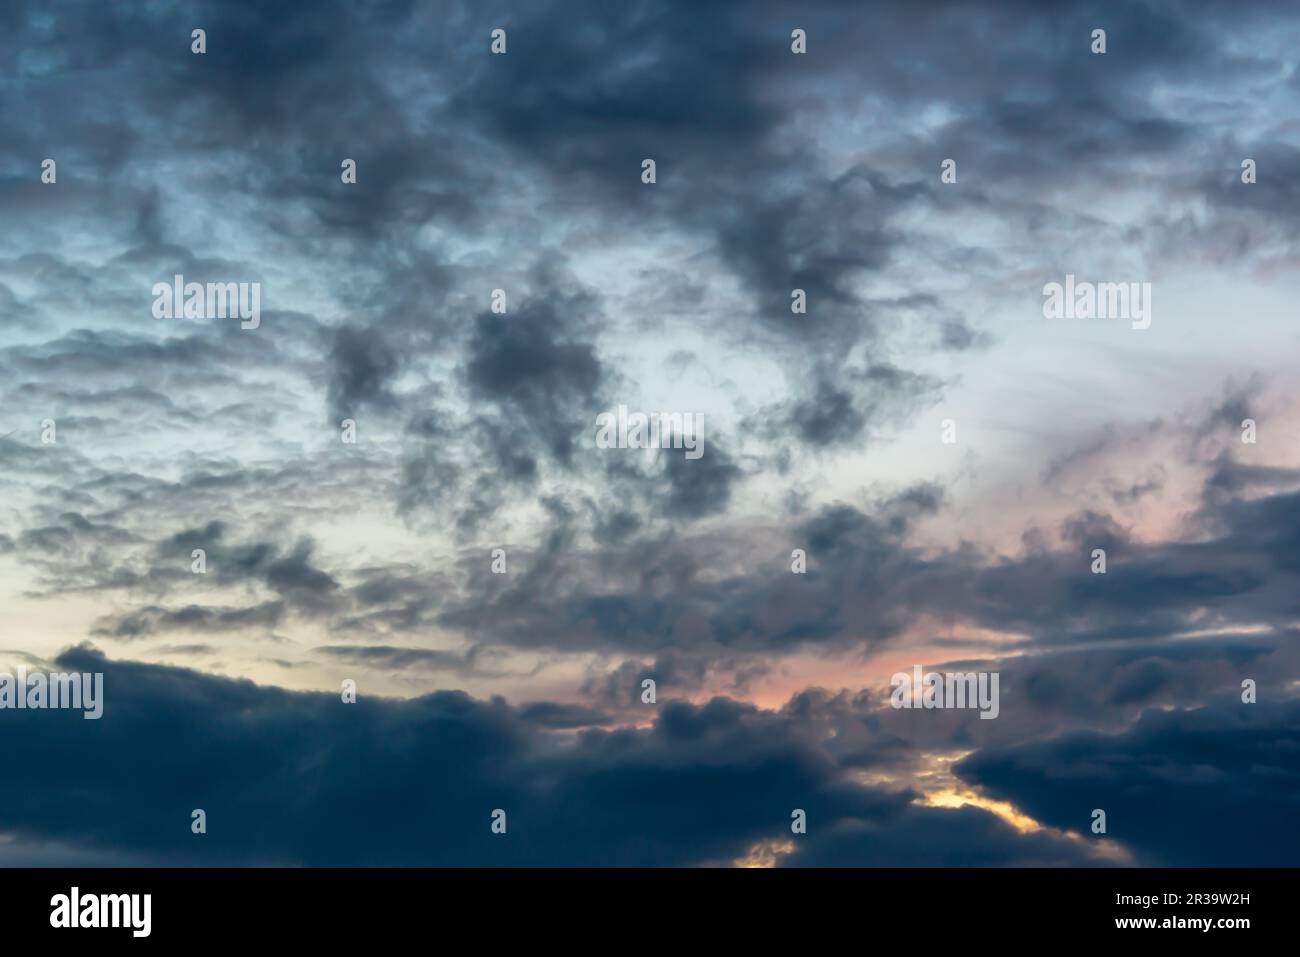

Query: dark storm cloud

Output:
[871, 631, 1300, 758]
[0, 647, 1110, 866]
[516, 701, 613, 730]
[326, 324, 402, 420]
[774, 377, 869, 449]
[779, 802, 1103, 867]
[1205, 487, 1300, 577]
[627, 629, 1298, 818]
[1200, 143, 1300, 239]
[462, 292, 606, 468]
[954, 694, 1300, 865]
[1059, 509, 1130, 553]
[662, 441, 743, 518]
[1202, 456, 1300, 500]
[383, 264, 622, 530]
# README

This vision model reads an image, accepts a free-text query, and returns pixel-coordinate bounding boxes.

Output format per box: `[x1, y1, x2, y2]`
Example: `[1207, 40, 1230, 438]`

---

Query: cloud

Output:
[0, 647, 1124, 866]
[2, 0, 1300, 867]
[954, 695, 1300, 865]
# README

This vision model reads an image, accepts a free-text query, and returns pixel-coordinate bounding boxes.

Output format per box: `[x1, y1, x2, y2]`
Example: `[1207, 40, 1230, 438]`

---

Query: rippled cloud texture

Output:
[1, 0, 1298, 866]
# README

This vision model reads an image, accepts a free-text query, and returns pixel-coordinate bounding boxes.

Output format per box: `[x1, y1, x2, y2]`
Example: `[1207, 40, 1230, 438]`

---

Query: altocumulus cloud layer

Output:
[0, 0, 1298, 866]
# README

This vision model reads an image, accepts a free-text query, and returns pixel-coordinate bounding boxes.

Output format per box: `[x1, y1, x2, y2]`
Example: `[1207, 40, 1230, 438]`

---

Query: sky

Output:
[0, 0, 1298, 866]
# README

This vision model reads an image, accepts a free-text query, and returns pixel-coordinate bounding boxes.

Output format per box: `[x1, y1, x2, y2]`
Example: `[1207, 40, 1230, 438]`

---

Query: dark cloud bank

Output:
[0, 648, 1107, 866]
[1, 647, 1292, 867]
